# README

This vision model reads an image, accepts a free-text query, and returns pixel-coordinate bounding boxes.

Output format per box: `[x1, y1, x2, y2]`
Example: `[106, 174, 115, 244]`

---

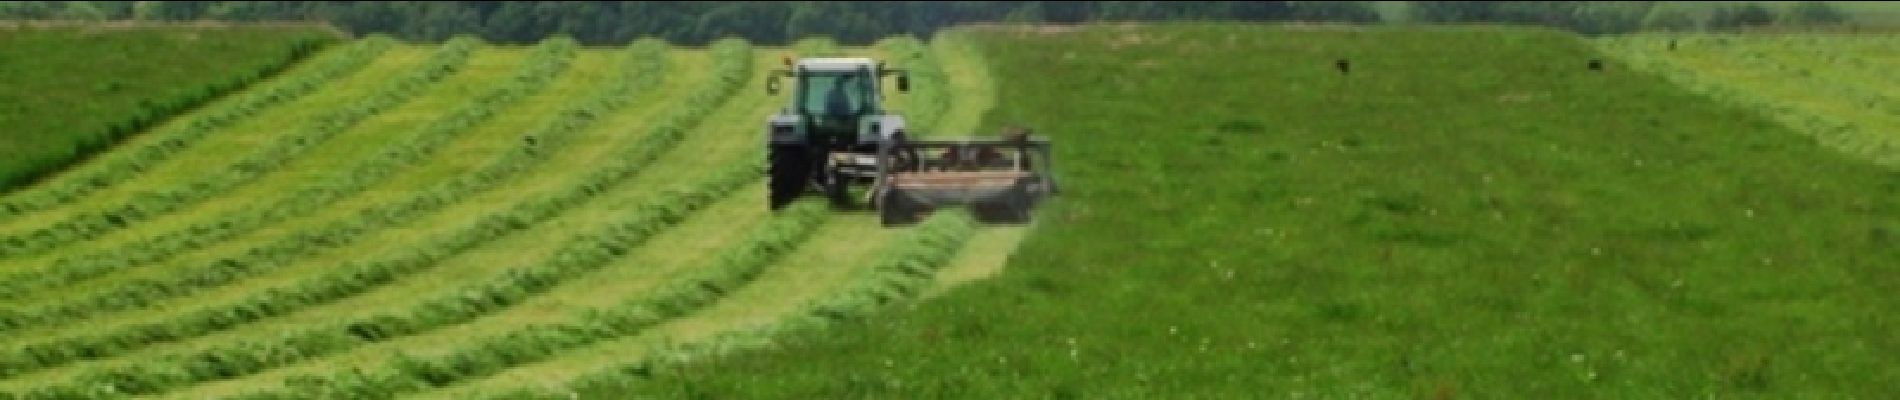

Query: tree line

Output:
[1406, 1, 1853, 35]
[0, 1, 1860, 45]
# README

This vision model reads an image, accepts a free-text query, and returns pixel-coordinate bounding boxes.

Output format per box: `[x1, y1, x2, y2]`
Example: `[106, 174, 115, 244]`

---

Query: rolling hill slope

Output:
[3, 21, 1897, 399]
[0, 26, 1027, 398]
[596, 23, 1900, 399]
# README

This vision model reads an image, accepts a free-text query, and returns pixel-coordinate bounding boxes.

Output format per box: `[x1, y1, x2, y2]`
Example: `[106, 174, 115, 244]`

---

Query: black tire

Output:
[769, 145, 812, 210]
[880, 189, 922, 226]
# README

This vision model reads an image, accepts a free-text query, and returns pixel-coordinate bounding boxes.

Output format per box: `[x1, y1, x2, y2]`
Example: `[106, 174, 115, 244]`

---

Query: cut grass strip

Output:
[0, 38, 574, 308]
[0, 26, 341, 195]
[927, 30, 998, 137]
[0, 36, 391, 221]
[0, 43, 448, 292]
[0, 40, 757, 398]
[455, 211, 975, 399]
[1593, 35, 1900, 166]
[0, 43, 701, 375]
[912, 30, 1032, 297]
[0, 37, 481, 259]
[0, 170, 767, 399]
[0, 40, 714, 347]
[219, 199, 832, 399]
[160, 42, 817, 399]
[461, 37, 1010, 397]
[0, 44, 559, 336]
[0, 38, 594, 380]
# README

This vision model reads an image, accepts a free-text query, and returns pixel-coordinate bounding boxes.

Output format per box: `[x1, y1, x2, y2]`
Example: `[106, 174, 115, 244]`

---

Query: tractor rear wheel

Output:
[768, 145, 812, 210]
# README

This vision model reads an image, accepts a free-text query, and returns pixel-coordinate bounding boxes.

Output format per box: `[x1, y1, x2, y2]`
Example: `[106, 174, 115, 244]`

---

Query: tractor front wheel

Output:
[769, 145, 813, 210]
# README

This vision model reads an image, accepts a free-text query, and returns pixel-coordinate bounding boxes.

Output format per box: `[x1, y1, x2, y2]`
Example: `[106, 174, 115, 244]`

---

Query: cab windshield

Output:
[798, 70, 876, 118]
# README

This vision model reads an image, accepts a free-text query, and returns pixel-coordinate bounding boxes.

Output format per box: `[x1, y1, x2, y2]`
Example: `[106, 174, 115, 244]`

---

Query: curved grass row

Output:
[465, 37, 988, 397]
[0, 35, 390, 218]
[8, 169, 770, 399]
[0, 42, 661, 374]
[0, 39, 756, 399]
[0, 37, 588, 379]
[1, 33, 997, 400]
[0, 37, 479, 261]
[876, 36, 949, 133]
[225, 198, 831, 399]
[481, 209, 977, 400]
[0, 27, 347, 202]
[0, 40, 635, 338]
[155, 38, 825, 398]
[0, 39, 577, 318]
[0, 37, 573, 305]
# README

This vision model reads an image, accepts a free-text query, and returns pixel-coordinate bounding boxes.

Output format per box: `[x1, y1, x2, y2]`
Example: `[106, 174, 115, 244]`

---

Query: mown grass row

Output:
[0, 37, 572, 304]
[0, 38, 490, 322]
[9, 169, 767, 399]
[0, 36, 392, 220]
[878, 36, 949, 134]
[496, 39, 972, 398]
[0, 27, 344, 195]
[189, 39, 820, 396]
[481, 209, 977, 400]
[0, 38, 625, 333]
[0, 37, 479, 260]
[0, 38, 584, 378]
[0, 39, 755, 400]
[1711, 38, 1900, 117]
[223, 197, 831, 400]
[1593, 36, 1900, 167]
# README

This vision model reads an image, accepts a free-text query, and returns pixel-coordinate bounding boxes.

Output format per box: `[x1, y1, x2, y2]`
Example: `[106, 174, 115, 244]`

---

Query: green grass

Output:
[7, 21, 1898, 400]
[585, 23, 1900, 398]
[0, 43, 507, 332]
[1594, 33, 1900, 166]
[0, 25, 339, 193]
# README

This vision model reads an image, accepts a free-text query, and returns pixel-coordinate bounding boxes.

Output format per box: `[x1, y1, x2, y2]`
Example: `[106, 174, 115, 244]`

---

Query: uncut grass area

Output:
[609, 24, 1900, 398]
[0, 25, 338, 192]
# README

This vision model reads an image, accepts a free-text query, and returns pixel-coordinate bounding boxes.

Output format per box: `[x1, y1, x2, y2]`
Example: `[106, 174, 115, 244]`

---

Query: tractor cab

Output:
[766, 57, 906, 152]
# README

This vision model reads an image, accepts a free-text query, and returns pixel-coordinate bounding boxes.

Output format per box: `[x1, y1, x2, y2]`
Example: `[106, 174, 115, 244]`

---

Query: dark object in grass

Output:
[1335, 58, 1350, 74]
[1588, 59, 1603, 71]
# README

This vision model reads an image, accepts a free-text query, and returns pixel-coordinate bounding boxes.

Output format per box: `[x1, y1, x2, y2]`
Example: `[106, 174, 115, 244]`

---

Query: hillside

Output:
[604, 23, 1900, 398]
[0, 20, 1897, 399]
[0, 26, 1033, 398]
[0, 23, 341, 193]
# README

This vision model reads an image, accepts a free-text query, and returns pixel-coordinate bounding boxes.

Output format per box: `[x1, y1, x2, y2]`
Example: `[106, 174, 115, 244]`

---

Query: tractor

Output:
[762, 55, 1055, 226]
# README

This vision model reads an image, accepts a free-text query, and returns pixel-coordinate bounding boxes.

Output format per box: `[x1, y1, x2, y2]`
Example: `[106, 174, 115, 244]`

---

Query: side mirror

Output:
[896, 74, 909, 93]
[767, 75, 781, 95]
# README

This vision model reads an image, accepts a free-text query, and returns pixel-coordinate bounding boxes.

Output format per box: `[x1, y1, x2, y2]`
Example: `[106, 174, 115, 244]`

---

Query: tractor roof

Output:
[795, 57, 878, 72]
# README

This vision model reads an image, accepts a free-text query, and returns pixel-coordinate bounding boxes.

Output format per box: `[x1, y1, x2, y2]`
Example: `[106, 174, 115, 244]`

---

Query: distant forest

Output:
[0, 1, 1857, 45]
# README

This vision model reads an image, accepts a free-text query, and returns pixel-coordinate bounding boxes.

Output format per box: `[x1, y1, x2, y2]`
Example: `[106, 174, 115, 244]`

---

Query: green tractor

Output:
[763, 56, 1055, 226]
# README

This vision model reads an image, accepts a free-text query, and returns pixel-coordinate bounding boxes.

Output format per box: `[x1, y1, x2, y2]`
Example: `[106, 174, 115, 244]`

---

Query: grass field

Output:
[1594, 33, 1900, 167]
[0, 21, 1029, 397]
[2, 20, 1898, 399]
[586, 24, 1900, 398]
[0, 24, 340, 193]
